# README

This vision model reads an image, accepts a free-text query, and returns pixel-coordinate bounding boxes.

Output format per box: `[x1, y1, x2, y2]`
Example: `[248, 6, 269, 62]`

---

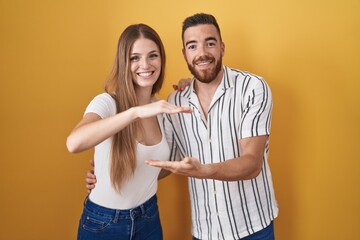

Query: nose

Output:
[198, 44, 208, 56]
[140, 57, 150, 69]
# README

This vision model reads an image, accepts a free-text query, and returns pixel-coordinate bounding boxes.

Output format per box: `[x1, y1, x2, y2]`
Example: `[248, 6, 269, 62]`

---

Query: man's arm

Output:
[146, 135, 267, 181]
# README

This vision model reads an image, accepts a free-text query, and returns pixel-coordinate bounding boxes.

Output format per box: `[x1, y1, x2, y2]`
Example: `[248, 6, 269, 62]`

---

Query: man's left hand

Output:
[146, 157, 207, 179]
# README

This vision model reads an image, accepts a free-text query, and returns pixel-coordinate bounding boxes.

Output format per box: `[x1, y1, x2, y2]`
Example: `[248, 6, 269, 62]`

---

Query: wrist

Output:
[130, 106, 140, 120]
[202, 163, 217, 179]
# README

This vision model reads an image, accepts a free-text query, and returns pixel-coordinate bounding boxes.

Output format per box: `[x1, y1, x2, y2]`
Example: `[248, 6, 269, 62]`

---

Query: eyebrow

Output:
[205, 37, 217, 42]
[185, 37, 218, 47]
[185, 40, 197, 47]
[130, 50, 159, 55]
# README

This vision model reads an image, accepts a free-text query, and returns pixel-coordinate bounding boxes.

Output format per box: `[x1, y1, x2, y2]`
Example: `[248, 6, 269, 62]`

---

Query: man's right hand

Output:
[86, 160, 97, 193]
[173, 78, 192, 91]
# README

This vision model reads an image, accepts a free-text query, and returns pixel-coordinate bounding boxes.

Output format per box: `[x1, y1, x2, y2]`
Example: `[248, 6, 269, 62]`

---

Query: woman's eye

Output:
[149, 53, 159, 59]
[130, 56, 139, 61]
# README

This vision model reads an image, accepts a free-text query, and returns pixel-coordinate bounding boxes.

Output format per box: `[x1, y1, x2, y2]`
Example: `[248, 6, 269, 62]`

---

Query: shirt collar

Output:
[180, 66, 234, 100]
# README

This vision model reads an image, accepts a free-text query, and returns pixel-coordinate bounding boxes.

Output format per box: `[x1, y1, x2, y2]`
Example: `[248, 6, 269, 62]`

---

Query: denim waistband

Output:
[83, 194, 157, 221]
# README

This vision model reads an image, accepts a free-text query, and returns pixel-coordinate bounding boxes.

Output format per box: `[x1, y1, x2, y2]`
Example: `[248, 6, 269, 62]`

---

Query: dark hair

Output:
[182, 13, 222, 45]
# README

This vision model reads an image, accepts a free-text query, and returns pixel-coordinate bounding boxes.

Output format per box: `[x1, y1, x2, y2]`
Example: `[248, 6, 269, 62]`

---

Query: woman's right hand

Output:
[134, 100, 192, 119]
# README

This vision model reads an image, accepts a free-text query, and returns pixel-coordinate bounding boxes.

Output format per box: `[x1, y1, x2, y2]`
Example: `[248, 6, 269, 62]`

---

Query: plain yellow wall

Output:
[1, 0, 359, 239]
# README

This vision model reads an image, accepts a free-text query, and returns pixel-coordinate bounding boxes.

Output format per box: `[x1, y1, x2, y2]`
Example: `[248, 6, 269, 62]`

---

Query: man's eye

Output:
[208, 42, 216, 47]
[188, 45, 196, 50]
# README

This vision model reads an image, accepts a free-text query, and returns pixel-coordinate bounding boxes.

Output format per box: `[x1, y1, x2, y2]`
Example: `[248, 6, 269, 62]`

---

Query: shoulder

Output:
[89, 93, 117, 108]
[91, 92, 115, 103]
[166, 84, 193, 105]
[85, 93, 117, 117]
[226, 66, 271, 93]
[166, 90, 179, 105]
[227, 67, 264, 82]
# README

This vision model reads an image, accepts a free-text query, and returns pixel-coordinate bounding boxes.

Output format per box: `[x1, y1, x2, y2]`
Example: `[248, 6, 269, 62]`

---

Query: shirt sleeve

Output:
[240, 77, 273, 139]
[84, 93, 117, 119]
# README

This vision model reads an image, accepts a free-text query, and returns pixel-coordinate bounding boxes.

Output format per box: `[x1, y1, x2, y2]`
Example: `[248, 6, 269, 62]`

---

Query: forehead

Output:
[131, 37, 159, 53]
[183, 24, 220, 43]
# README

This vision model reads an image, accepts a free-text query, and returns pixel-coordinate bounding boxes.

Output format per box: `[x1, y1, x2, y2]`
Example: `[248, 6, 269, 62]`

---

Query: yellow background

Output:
[1, 0, 359, 239]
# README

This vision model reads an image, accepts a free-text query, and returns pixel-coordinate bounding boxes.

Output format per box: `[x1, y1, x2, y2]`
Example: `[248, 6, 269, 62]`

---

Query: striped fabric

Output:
[164, 66, 278, 240]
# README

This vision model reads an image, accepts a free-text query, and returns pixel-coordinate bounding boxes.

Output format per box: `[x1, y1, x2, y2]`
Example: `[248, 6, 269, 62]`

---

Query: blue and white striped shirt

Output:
[164, 66, 278, 240]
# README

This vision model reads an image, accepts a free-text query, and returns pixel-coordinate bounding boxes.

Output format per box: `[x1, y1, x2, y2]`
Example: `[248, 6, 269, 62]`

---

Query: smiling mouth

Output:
[194, 55, 214, 68]
[196, 60, 213, 69]
[137, 71, 154, 77]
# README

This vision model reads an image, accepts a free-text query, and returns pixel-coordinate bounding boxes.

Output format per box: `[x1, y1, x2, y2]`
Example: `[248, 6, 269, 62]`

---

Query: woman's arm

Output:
[66, 107, 137, 153]
[66, 100, 192, 153]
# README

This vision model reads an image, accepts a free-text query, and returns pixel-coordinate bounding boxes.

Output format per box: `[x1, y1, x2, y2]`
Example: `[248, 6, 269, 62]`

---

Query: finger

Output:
[86, 170, 95, 177]
[181, 78, 191, 86]
[89, 159, 94, 167]
[178, 107, 193, 113]
[86, 172, 97, 183]
[179, 78, 191, 87]
[86, 177, 96, 183]
[146, 160, 175, 169]
[166, 106, 192, 114]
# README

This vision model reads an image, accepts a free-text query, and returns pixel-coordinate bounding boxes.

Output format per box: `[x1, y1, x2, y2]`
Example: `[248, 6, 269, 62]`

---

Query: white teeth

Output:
[138, 72, 153, 77]
[197, 61, 211, 66]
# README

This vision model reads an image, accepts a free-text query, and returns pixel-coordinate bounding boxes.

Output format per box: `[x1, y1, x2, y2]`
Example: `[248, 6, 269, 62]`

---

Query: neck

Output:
[135, 87, 153, 105]
[194, 67, 224, 98]
[193, 68, 224, 119]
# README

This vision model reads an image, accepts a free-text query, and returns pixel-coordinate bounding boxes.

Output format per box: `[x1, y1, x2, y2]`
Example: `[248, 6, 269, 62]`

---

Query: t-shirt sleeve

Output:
[84, 93, 117, 119]
[240, 78, 273, 139]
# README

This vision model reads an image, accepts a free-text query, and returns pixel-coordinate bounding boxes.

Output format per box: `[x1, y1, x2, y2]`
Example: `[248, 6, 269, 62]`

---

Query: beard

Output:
[187, 55, 222, 84]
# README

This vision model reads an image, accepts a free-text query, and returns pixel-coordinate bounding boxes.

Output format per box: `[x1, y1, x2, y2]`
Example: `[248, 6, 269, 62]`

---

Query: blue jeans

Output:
[77, 195, 162, 240]
[192, 221, 274, 240]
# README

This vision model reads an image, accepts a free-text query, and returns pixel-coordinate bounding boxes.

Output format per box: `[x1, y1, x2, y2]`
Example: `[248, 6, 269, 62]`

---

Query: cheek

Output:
[130, 62, 137, 73]
[184, 55, 193, 65]
[183, 51, 192, 63]
[155, 59, 162, 70]
[131, 63, 140, 78]
[130, 65, 138, 81]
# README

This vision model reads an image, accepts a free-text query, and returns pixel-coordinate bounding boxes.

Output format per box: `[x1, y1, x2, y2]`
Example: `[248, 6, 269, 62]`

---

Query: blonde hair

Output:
[104, 24, 166, 192]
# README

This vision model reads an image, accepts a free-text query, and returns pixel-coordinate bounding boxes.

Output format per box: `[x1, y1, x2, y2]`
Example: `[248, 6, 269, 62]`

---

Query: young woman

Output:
[66, 24, 191, 240]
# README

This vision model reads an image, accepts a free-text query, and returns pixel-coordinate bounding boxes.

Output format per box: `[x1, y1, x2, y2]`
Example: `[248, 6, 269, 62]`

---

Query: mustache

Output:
[192, 55, 215, 65]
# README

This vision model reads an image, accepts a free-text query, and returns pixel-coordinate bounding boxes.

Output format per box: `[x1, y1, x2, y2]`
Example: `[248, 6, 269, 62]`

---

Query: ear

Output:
[182, 47, 186, 60]
[221, 42, 225, 57]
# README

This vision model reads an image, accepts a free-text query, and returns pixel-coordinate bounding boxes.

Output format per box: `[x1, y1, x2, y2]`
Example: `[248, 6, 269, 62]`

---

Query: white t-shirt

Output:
[85, 93, 170, 209]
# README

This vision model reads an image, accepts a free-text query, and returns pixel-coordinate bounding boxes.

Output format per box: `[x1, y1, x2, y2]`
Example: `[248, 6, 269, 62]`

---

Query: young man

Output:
[146, 13, 278, 240]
